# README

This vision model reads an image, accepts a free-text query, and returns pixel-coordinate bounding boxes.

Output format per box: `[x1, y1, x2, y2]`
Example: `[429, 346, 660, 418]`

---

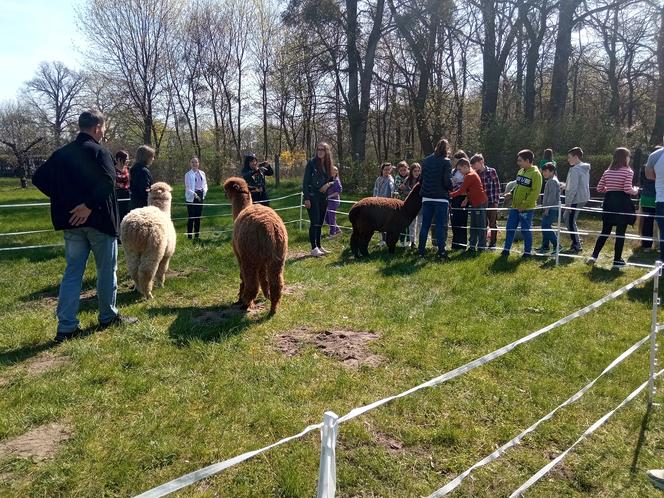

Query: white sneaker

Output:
[647, 469, 664, 490]
[586, 257, 596, 266]
[311, 247, 323, 257]
[318, 246, 330, 254]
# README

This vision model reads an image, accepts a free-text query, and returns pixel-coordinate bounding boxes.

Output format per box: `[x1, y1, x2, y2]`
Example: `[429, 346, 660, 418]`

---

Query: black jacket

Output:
[129, 163, 153, 210]
[242, 163, 273, 203]
[302, 158, 331, 202]
[420, 153, 453, 200]
[32, 133, 118, 237]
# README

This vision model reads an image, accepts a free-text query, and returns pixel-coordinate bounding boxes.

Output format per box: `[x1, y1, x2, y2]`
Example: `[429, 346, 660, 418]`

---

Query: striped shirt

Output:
[596, 167, 638, 195]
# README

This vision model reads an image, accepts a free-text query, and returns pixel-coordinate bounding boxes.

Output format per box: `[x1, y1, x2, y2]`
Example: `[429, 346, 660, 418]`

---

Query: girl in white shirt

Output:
[184, 157, 208, 239]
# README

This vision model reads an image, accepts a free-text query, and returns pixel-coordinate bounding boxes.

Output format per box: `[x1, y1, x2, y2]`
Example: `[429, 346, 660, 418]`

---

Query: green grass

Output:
[1, 177, 664, 497]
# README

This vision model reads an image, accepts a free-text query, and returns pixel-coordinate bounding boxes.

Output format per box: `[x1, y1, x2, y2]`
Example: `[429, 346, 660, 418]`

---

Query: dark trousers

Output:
[116, 188, 130, 224]
[307, 194, 327, 249]
[656, 203, 664, 260]
[450, 196, 468, 249]
[592, 220, 627, 261]
[639, 206, 656, 248]
[566, 203, 584, 250]
[187, 190, 204, 239]
[487, 208, 498, 246]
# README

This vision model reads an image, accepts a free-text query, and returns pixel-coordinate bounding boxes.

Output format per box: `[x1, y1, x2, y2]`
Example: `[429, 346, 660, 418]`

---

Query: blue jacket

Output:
[420, 153, 452, 200]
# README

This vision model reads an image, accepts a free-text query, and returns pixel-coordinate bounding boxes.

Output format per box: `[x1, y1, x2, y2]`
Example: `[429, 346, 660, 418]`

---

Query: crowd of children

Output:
[362, 145, 645, 268]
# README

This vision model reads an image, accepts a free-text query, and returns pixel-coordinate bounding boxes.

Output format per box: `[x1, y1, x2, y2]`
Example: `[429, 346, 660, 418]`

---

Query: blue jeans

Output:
[503, 209, 534, 254]
[468, 204, 487, 250]
[540, 208, 558, 249]
[656, 203, 664, 260]
[57, 228, 118, 332]
[419, 201, 449, 255]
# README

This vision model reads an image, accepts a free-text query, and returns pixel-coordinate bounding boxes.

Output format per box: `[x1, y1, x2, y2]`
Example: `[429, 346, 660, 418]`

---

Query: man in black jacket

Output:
[32, 110, 137, 343]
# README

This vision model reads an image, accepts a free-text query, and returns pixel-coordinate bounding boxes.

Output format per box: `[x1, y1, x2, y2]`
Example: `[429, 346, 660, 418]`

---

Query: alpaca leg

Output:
[259, 264, 270, 300]
[155, 255, 171, 288]
[350, 230, 361, 258]
[360, 233, 372, 257]
[239, 265, 260, 308]
[386, 230, 399, 254]
[137, 256, 159, 299]
[125, 251, 140, 291]
[267, 259, 285, 315]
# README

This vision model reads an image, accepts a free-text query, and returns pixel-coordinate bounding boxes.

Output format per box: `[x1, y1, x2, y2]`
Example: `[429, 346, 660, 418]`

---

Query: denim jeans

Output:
[419, 201, 448, 255]
[57, 228, 118, 332]
[503, 209, 534, 254]
[540, 208, 559, 249]
[656, 203, 664, 260]
[468, 204, 487, 250]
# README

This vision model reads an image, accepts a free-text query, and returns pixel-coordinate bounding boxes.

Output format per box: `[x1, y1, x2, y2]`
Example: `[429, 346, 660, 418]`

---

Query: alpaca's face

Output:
[223, 178, 250, 198]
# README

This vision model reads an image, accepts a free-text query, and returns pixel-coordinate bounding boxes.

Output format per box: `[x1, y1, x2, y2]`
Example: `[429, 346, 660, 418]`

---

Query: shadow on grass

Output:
[147, 302, 272, 346]
[20, 278, 142, 309]
[0, 341, 54, 367]
[0, 245, 63, 263]
[586, 266, 622, 283]
[489, 254, 523, 273]
[629, 405, 652, 474]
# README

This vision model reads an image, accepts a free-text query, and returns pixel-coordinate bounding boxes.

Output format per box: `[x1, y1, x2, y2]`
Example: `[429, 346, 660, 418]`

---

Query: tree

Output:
[0, 101, 45, 174]
[78, 0, 182, 148]
[23, 61, 86, 146]
[651, 3, 664, 145]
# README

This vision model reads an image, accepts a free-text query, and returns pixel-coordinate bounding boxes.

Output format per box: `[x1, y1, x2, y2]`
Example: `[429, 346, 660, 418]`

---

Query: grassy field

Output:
[1, 176, 664, 497]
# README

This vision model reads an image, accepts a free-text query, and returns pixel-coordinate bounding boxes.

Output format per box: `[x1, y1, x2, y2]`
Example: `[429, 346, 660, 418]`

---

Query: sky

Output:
[0, 0, 83, 101]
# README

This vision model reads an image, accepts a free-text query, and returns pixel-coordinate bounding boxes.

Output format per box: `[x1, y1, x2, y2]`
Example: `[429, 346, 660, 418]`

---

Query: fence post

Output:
[299, 192, 304, 231]
[555, 199, 563, 266]
[316, 411, 339, 498]
[649, 261, 662, 407]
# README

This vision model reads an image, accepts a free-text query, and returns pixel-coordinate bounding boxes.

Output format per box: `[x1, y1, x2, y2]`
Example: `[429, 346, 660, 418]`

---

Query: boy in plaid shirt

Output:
[471, 154, 500, 248]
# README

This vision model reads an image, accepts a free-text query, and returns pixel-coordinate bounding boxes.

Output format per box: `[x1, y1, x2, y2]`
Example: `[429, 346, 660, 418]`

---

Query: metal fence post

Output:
[555, 199, 563, 266]
[316, 411, 339, 498]
[299, 192, 304, 231]
[649, 261, 662, 406]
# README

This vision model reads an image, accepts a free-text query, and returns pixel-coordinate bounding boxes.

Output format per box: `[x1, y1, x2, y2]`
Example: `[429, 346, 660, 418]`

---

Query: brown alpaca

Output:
[223, 177, 288, 314]
[348, 182, 422, 257]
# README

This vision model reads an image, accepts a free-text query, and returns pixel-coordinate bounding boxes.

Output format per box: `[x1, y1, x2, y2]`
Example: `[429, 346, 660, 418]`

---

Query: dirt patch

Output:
[193, 302, 267, 325]
[34, 295, 58, 309]
[373, 431, 405, 454]
[275, 328, 383, 369]
[545, 450, 574, 480]
[0, 423, 72, 461]
[24, 354, 70, 376]
[287, 251, 311, 262]
[282, 283, 305, 295]
[166, 266, 208, 278]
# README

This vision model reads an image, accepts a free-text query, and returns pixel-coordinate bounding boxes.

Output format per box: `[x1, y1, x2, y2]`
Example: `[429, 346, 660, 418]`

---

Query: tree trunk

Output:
[548, 0, 579, 121]
[650, 5, 664, 146]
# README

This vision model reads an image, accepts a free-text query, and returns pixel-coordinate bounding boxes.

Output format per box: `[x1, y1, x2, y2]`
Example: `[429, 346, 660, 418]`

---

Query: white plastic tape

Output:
[133, 423, 323, 498]
[509, 368, 664, 497]
[0, 243, 64, 252]
[337, 266, 660, 424]
[429, 334, 652, 496]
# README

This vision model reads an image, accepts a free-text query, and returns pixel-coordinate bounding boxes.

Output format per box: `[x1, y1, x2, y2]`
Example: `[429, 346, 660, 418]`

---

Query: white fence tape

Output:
[134, 423, 323, 498]
[0, 243, 64, 252]
[429, 333, 652, 497]
[509, 368, 664, 497]
[336, 266, 659, 424]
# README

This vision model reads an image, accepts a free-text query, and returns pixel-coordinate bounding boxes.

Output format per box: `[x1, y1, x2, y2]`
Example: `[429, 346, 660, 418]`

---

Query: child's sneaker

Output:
[612, 259, 626, 269]
[311, 247, 324, 257]
[319, 246, 330, 255]
[535, 246, 549, 255]
[585, 256, 596, 266]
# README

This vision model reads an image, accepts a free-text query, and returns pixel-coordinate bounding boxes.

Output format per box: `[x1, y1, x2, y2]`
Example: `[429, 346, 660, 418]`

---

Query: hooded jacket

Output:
[564, 162, 591, 205]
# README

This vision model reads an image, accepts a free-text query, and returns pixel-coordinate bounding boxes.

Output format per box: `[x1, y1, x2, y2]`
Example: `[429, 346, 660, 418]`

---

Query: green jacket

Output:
[511, 166, 542, 210]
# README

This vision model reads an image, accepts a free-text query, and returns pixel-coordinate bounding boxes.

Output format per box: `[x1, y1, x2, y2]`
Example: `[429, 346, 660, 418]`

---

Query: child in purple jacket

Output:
[325, 166, 343, 237]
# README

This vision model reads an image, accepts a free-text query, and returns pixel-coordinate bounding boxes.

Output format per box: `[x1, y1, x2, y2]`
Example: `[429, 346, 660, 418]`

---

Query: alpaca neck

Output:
[151, 198, 171, 215]
[231, 195, 252, 220]
[402, 189, 422, 220]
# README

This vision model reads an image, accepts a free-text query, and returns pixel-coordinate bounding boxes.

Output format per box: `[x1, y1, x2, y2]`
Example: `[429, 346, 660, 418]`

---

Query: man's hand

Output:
[69, 203, 92, 226]
[304, 199, 311, 209]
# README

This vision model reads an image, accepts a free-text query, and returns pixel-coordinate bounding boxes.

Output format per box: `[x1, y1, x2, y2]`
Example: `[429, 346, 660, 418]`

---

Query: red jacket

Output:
[450, 170, 488, 207]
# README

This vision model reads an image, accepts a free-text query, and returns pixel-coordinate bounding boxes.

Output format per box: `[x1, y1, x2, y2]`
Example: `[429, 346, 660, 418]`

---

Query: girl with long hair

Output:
[303, 142, 334, 257]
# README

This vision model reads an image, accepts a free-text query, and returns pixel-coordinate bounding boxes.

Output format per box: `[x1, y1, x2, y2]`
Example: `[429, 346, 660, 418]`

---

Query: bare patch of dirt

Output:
[34, 295, 58, 309]
[24, 354, 70, 376]
[287, 251, 311, 262]
[275, 328, 383, 369]
[0, 423, 72, 461]
[166, 266, 208, 278]
[545, 450, 574, 480]
[282, 283, 305, 295]
[373, 431, 405, 454]
[193, 302, 267, 325]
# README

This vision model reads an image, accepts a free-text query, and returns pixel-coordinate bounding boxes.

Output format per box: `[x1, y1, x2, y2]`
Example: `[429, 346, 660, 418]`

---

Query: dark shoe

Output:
[569, 246, 582, 254]
[500, 250, 510, 257]
[522, 252, 533, 258]
[612, 259, 626, 269]
[54, 327, 84, 343]
[436, 252, 449, 261]
[98, 314, 139, 330]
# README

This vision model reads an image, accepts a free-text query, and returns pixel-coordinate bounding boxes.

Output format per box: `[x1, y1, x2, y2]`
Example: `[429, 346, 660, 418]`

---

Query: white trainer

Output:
[311, 247, 324, 257]
[318, 246, 330, 254]
[647, 469, 664, 490]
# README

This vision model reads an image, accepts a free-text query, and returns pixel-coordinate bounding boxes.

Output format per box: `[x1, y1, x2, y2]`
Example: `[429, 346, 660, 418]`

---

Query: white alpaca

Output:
[120, 182, 176, 299]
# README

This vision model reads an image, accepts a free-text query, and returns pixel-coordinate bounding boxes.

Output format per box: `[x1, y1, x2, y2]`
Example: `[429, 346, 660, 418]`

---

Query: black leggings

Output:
[307, 194, 327, 249]
[592, 220, 627, 261]
[186, 191, 204, 238]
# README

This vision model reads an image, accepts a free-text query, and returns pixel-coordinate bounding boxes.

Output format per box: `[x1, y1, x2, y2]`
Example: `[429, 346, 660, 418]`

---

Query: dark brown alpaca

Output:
[223, 177, 288, 314]
[348, 182, 422, 257]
